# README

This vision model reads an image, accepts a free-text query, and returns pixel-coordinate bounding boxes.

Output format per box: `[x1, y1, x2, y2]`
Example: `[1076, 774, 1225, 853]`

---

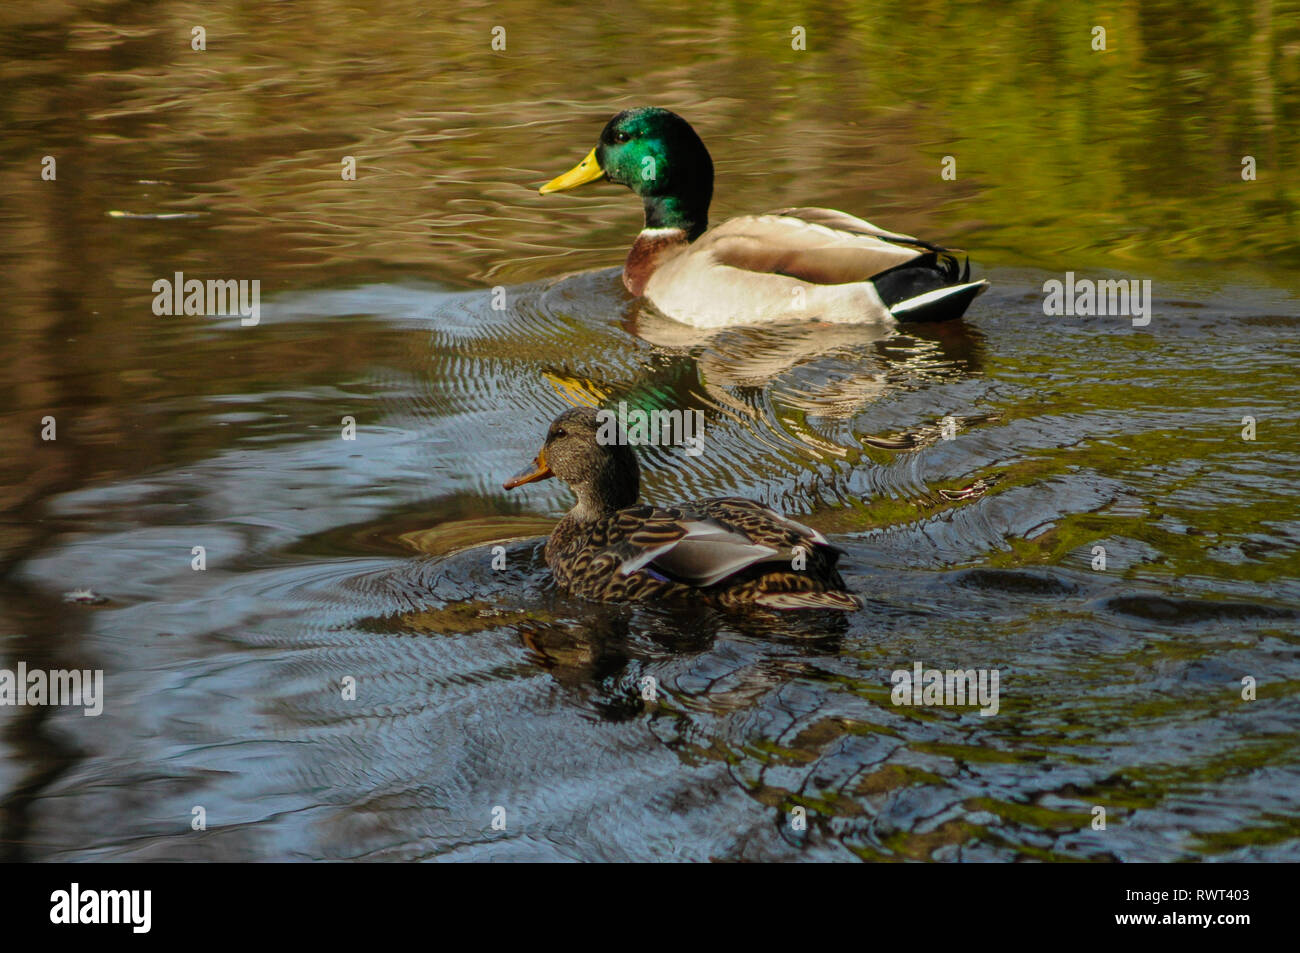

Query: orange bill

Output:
[503, 449, 553, 489]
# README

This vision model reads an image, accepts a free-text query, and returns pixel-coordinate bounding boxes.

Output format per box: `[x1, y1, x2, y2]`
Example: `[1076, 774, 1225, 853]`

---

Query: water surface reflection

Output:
[1, 1, 1298, 862]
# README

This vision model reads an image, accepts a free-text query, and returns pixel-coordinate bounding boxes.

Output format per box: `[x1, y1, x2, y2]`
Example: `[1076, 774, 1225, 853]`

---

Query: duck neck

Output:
[566, 451, 640, 523]
[642, 193, 708, 241]
[566, 492, 616, 525]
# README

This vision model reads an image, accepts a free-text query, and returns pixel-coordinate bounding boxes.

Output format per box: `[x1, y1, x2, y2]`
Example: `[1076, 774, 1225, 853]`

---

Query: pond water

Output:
[1, 1, 1298, 861]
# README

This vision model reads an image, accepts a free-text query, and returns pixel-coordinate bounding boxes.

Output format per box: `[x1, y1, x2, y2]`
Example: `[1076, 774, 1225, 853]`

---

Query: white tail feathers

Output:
[890, 279, 989, 322]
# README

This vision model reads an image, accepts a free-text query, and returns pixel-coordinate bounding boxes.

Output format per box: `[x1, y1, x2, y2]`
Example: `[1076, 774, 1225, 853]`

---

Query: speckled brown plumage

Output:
[504, 408, 861, 611]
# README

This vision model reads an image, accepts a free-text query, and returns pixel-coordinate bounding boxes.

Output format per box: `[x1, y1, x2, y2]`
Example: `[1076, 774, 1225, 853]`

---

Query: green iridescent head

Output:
[539, 107, 714, 239]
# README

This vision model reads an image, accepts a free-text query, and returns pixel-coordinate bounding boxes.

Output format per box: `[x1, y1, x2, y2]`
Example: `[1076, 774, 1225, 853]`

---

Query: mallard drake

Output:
[539, 106, 988, 329]
[503, 407, 861, 611]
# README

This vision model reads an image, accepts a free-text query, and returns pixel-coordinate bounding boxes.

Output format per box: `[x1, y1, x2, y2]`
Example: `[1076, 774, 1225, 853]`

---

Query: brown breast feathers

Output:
[623, 229, 689, 296]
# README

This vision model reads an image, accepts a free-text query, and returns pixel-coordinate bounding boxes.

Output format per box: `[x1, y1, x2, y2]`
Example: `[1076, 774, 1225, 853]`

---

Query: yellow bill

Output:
[539, 148, 604, 194]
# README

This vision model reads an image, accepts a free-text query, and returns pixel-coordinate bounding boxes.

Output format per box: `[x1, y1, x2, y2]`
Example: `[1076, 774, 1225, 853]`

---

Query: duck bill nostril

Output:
[503, 450, 554, 490]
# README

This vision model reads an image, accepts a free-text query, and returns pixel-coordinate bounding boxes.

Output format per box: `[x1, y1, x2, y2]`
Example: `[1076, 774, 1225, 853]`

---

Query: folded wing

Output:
[610, 499, 837, 589]
[696, 210, 935, 286]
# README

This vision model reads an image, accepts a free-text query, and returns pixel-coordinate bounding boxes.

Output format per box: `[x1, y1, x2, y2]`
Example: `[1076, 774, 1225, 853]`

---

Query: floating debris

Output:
[939, 478, 997, 502]
[107, 210, 204, 220]
[62, 588, 109, 605]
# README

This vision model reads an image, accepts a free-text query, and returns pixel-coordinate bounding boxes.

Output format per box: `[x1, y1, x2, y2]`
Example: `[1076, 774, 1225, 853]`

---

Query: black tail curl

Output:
[871, 251, 966, 308]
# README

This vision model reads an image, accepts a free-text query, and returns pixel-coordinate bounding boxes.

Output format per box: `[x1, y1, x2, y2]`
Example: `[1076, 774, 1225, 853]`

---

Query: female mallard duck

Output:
[503, 407, 861, 611]
[539, 106, 988, 329]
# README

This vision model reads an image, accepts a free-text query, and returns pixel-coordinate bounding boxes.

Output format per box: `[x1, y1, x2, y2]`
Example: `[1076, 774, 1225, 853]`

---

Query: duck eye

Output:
[552, 427, 567, 439]
[614, 131, 631, 143]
